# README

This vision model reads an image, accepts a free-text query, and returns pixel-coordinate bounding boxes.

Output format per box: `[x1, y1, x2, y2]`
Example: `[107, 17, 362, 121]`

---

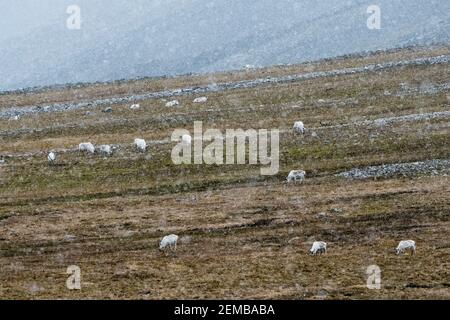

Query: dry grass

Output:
[0, 46, 449, 299]
[1, 44, 449, 109]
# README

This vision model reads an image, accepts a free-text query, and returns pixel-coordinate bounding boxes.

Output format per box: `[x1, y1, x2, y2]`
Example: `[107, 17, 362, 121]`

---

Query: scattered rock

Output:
[9, 261, 24, 272]
[27, 282, 45, 295]
[320, 121, 332, 126]
[114, 266, 130, 277]
[114, 230, 135, 238]
[337, 159, 450, 179]
[2, 54, 449, 119]
[316, 289, 329, 299]
[63, 234, 77, 242]
[288, 236, 302, 244]
[180, 235, 192, 244]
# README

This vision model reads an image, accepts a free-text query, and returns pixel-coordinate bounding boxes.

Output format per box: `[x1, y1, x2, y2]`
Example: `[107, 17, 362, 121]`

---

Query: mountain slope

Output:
[1, 0, 449, 90]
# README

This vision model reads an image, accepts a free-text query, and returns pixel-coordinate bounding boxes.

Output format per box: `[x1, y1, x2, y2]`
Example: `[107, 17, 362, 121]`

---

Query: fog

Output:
[1, 0, 449, 91]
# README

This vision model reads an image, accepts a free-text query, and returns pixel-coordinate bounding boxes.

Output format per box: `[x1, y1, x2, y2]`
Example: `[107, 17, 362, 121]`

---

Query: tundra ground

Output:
[0, 45, 449, 299]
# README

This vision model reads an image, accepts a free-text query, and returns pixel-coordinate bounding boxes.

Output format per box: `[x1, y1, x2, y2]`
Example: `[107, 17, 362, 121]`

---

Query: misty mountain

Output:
[1, 0, 449, 91]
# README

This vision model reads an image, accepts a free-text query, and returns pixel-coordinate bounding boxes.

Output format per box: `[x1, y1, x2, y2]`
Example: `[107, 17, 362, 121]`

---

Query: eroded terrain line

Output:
[1, 54, 449, 119]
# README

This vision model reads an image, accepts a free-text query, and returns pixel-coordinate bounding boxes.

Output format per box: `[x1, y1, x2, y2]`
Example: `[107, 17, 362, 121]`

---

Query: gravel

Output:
[1, 54, 449, 119]
[391, 82, 450, 96]
[336, 159, 450, 179]
[309, 110, 450, 131]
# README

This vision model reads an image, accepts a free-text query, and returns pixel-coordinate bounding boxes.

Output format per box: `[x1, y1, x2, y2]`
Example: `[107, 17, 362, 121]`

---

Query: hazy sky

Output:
[1, 0, 449, 90]
[0, 1, 59, 41]
[0, 0, 345, 41]
[0, 0, 167, 41]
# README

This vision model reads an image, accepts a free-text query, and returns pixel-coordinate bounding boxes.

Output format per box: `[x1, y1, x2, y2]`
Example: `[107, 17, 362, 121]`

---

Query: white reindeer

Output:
[47, 152, 56, 164]
[159, 234, 179, 252]
[293, 121, 305, 134]
[99, 145, 112, 156]
[287, 170, 306, 183]
[79, 142, 95, 154]
[396, 240, 416, 255]
[310, 241, 327, 255]
[134, 138, 147, 152]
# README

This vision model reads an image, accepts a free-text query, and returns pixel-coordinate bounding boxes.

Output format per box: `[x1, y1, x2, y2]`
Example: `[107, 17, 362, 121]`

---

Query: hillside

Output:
[0, 45, 449, 299]
[1, 0, 450, 91]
